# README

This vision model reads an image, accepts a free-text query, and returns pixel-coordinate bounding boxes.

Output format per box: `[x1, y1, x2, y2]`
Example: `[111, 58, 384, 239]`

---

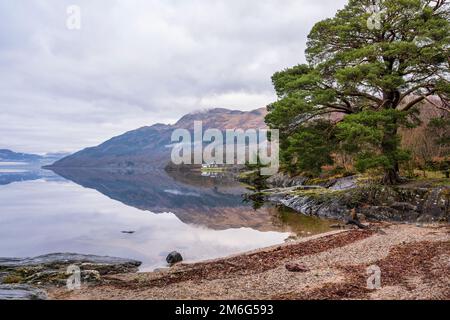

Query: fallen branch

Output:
[346, 219, 369, 229]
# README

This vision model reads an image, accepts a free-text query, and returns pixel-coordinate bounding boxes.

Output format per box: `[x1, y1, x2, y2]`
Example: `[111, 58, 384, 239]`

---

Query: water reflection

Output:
[0, 167, 62, 186]
[0, 167, 334, 270]
[50, 168, 280, 231]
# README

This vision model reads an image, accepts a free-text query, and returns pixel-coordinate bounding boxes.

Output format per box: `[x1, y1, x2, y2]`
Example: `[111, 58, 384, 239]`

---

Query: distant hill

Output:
[0, 150, 69, 164]
[0, 149, 43, 162]
[48, 108, 267, 169]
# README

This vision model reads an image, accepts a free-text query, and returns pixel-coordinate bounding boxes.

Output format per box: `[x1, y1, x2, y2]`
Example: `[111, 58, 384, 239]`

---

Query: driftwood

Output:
[346, 219, 369, 229]
[346, 208, 369, 229]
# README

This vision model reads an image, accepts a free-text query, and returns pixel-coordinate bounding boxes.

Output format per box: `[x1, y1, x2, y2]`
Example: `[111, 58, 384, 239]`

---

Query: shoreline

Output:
[48, 222, 450, 300]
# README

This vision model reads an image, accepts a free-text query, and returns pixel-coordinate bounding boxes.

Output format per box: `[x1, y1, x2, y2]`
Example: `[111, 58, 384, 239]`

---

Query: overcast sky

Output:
[0, 0, 347, 154]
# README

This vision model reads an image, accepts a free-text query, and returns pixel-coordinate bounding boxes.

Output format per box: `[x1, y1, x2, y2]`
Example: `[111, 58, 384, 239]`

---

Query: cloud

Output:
[0, 0, 347, 153]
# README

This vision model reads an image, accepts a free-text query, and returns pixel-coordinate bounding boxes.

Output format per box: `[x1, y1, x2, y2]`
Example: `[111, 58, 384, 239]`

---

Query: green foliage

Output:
[284, 120, 336, 176]
[425, 158, 450, 178]
[243, 155, 268, 190]
[266, 0, 450, 184]
[336, 109, 415, 172]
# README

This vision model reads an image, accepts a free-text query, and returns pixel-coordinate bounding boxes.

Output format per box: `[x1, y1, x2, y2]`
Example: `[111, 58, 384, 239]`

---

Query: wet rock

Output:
[328, 176, 358, 191]
[285, 262, 309, 273]
[390, 202, 418, 212]
[345, 219, 369, 229]
[270, 192, 349, 220]
[269, 182, 449, 223]
[0, 253, 142, 287]
[22, 270, 62, 285]
[0, 272, 9, 283]
[0, 253, 141, 275]
[416, 187, 449, 222]
[81, 270, 101, 283]
[284, 235, 299, 243]
[360, 206, 417, 222]
[0, 284, 47, 300]
[166, 251, 183, 265]
[262, 185, 322, 195]
[266, 173, 308, 188]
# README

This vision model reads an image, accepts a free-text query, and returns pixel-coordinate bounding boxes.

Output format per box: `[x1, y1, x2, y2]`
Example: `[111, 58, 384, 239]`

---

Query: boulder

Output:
[0, 253, 142, 288]
[0, 284, 47, 300]
[266, 173, 308, 188]
[285, 262, 309, 273]
[269, 182, 449, 223]
[0, 253, 142, 275]
[328, 176, 358, 191]
[166, 251, 183, 265]
[390, 202, 418, 212]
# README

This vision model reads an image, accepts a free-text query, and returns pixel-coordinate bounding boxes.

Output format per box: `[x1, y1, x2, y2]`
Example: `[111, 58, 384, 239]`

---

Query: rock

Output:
[416, 187, 449, 222]
[270, 192, 349, 220]
[23, 270, 62, 285]
[262, 185, 322, 194]
[285, 262, 309, 273]
[269, 183, 449, 223]
[284, 235, 298, 242]
[81, 270, 101, 283]
[166, 251, 183, 265]
[266, 173, 308, 188]
[360, 206, 410, 222]
[328, 176, 358, 191]
[345, 219, 369, 229]
[391, 202, 418, 212]
[0, 253, 142, 286]
[0, 272, 10, 283]
[0, 284, 47, 300]
[0, 253, 141, 275]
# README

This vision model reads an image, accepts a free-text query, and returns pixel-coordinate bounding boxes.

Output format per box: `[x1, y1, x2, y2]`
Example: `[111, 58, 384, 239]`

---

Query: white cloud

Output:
[0, 0, 347, 153]
[199, 91, 277, 110]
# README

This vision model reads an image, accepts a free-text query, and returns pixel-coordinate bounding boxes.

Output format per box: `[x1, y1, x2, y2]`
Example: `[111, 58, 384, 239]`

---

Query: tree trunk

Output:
[382, 167, 400, 185]
[381, 115, 401, 185]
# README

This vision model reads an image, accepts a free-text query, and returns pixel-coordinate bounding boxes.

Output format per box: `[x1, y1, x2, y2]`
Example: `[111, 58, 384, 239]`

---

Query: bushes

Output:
[425, 158, 450, 178]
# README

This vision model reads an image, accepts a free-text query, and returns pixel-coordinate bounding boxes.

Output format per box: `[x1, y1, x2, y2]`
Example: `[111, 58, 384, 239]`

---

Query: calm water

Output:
[0, 167, 334, 271]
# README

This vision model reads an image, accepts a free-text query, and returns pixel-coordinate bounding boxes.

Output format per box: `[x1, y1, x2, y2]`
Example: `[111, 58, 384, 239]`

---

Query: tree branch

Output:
[402, 90, 437, 111]
[424, 96, 450, 113]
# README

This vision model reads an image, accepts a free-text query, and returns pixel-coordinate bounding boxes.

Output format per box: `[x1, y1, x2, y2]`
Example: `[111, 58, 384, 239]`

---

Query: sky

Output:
[0, 0, 347, 154]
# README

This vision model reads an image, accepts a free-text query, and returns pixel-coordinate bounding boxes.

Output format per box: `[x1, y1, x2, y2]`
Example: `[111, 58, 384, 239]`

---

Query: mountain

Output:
[0, 149, 43, 163]
[48, 108, 267, 169]
[0, 150, 70, 165]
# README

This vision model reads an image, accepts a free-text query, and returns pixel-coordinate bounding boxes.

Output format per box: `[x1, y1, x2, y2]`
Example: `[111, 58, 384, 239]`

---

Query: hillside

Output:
[0, 149, 43, 163]
[48, 108, 267, 169]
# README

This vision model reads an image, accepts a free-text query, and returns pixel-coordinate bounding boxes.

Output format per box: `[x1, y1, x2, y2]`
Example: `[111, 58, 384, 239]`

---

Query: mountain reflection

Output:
[48, 168, 286, 231]
[0, 169, 62, 186]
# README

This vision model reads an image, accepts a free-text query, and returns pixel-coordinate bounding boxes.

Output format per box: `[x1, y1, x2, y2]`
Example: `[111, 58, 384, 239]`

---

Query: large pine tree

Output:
[266, 0, 449, 184]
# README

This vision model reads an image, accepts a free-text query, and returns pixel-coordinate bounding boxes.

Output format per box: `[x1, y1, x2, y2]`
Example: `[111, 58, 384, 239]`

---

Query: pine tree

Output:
[266, 0, 449, 184]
